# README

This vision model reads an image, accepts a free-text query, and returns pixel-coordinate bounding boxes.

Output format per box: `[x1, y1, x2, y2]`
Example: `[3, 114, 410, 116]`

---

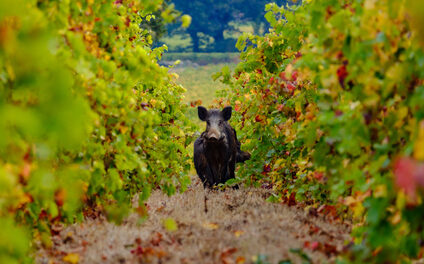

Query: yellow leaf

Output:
[352, 202, 365, 220]
[396, 191, 407, 210]
[344, 196, 356, 206]
[170, 72, 179, 79]
[364, 0, 376, 10]
[202, 222, 219, 230]
[390, 211, 402, 225]
[374, 184, 387, 198]
[63, 253, 79, 264]
[181, 15, 192, 28]
[5, 63, 15, 81]
[394, 107, 408, 128]
[150, 99, 157, 107]
[387, 63, 403, 83]
[234, 230, 244, 237]
[163, 217, 178, 232]
[41, 232, 53, 249]
[414, 121, 424, 161]
[119, 125, 128, 134]
[81, 181, 88, 192]
[274, 158, 285, 168]
[17, 192, 32, 207]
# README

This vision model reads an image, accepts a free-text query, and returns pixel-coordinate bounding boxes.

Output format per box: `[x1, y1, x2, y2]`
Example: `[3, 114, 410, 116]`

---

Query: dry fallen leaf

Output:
[202, 222, 219, 230]
[236, 256, 246, 264]
[221, 248, 237, 264]
[234, 230, 244, 237]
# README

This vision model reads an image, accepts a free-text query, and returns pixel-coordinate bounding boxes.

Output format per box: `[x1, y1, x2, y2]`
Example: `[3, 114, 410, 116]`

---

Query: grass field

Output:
[175, 64, 234, 105]
[172, 63, 235, 125]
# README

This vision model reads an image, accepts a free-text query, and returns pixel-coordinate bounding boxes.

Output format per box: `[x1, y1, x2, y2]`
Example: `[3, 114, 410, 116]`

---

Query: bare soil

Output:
[36, 178, 351, 264]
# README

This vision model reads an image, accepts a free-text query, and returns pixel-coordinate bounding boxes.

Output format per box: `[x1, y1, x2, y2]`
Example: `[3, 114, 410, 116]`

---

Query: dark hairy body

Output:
[194, 106, 250, 188]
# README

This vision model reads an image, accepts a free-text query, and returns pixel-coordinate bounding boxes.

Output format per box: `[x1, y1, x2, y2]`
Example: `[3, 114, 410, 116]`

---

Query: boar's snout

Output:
[206, 128, 223, 141]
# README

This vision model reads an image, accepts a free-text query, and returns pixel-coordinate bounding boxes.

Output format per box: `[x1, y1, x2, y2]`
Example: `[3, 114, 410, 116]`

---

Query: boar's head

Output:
[198, 106, 232, 142]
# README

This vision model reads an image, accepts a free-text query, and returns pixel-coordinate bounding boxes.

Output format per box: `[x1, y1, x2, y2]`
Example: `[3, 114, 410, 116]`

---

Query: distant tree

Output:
[140, 0, 179, 42]
[235, 0, 301, 35]
[234, 0, 270, 35]
[171, 0, 236, 52]
[169, 0, 301, 52]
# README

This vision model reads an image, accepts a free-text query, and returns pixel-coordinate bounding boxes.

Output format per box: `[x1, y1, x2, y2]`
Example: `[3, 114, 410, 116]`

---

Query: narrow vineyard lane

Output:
[37, 178, 351, 264]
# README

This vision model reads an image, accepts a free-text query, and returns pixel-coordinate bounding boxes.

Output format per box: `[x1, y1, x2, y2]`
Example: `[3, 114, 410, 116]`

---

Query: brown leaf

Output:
[150, 232, 162, 246]
[236, 256, 246, 264]
[220, 247, 237, 264]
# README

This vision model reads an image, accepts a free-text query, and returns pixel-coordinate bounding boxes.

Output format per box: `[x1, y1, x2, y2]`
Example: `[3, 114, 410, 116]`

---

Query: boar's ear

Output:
[198, 106, 208, 121]
[222, 106, 232, 121]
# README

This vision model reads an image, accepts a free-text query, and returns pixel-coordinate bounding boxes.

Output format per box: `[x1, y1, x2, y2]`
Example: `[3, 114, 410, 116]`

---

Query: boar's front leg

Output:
[204, 164, 216, 188]
[194, 138, 210, 187]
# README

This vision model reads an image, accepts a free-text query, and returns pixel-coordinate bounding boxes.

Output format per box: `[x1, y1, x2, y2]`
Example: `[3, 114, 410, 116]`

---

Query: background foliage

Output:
[0, 0, 193, 262]
[216, 0, 424, 262]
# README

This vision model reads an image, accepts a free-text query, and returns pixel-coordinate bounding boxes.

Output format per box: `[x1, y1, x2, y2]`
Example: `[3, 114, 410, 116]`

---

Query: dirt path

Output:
[36, 179, 351, 264]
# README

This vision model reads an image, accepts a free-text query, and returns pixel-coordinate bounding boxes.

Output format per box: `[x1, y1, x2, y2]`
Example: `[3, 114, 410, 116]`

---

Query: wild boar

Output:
[193, 106, 250, 188]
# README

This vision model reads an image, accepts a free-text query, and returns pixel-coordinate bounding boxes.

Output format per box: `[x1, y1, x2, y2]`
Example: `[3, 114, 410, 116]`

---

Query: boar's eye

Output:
[219, 120, 223, 126]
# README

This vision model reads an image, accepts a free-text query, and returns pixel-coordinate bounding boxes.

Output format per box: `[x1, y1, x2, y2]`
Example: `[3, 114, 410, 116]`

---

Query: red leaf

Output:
[131, 245, 144, 255]
[308, 225, 320, 235]
[304, 241, 320, 251]
[287, 83, 296, 91]
[394, 157, 417, 199]
[125, 17, 131, 27]
[279, 72, 287, 81]
[313, 172, 324, 181]
[394, 157, 424, 200]
[317, 205, 338, 218]
[323, 243, 338, 256]
[337, 64, 348, 87]
[288, 192, 296, 206]
[54, 188, 66, 207]
[291, 71, 298, 81]
[277, 104, 284, 112]
[262, 164, 271, 175]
